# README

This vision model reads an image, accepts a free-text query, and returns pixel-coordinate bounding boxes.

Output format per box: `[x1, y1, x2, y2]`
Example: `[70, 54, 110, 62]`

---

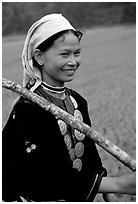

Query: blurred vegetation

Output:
[2, 2, 136, 36]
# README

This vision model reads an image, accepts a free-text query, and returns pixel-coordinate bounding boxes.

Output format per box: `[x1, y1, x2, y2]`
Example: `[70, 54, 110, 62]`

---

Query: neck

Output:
[42, 75, 65, 89]
[42, 81, 65, 93]
[41, 81, 66, 100]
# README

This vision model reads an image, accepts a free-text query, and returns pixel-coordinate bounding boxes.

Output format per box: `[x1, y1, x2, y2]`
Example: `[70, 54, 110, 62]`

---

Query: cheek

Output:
[43, 57, 56, 69]
[77, 57, 81, 67]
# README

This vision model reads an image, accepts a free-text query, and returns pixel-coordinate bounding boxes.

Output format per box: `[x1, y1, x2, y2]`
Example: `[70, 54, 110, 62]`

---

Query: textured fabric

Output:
[2, 88, 106, 201]
[22, 13, 75, 88]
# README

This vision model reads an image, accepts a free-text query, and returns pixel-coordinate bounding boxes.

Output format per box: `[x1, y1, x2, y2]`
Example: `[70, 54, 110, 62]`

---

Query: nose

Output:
[67, 55, 77, 67]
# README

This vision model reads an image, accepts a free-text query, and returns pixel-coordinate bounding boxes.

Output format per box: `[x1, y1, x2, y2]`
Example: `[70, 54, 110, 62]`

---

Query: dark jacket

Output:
[2, 88, 106, 201]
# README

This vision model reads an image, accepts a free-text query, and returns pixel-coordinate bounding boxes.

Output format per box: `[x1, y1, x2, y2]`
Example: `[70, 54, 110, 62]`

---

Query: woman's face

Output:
[40, 32, 81, 87]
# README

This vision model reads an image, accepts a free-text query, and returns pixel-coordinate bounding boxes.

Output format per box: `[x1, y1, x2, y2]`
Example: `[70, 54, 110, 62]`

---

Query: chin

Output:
[59, 76, 74, 85]
[65, 77, 74, 83]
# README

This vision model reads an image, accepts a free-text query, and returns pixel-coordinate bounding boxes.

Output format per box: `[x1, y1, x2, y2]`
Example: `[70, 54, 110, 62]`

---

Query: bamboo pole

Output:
[2, 78, 136, 171]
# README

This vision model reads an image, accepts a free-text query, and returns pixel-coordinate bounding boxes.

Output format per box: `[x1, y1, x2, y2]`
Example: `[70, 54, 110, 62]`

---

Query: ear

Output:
[33, 49, 44, 66]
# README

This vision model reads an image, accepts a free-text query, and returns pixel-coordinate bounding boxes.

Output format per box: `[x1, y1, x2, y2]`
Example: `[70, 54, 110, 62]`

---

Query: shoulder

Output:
[13, 96, 44, 115]
[12, 96, 53, 125]
[14, 96, 37, 109]
[66, 88, 91, 126]
[66, 88, 89, 115]
[66, 88, 88, 106]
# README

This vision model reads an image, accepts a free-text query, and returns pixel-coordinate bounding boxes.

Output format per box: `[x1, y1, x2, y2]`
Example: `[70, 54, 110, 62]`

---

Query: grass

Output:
[2, 25, 136, 202]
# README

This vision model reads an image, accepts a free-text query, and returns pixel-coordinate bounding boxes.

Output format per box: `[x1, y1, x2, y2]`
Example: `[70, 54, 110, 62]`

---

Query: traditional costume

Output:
[2, 13, 107, 202]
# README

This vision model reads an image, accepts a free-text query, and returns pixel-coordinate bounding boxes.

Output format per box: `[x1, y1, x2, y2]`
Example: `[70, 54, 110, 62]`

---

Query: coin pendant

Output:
[74, 129, 85, 141]
[75, 142, 84, 157]
[64, 134, 72, 150]
[74, 110, 83, 121]
[57, 119, 67, 135]
[73, 158, 82, 171]
[70, 95, 78, 109]
[69, 148, 75, 161]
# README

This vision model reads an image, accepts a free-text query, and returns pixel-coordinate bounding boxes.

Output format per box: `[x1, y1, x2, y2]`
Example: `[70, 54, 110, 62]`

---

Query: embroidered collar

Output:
[41, 81, 66, 94]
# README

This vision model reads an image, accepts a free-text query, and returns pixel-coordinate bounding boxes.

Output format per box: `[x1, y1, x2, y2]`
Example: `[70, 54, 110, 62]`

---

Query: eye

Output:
[74, 51, 81, 57]
[61, 53, 69, 57]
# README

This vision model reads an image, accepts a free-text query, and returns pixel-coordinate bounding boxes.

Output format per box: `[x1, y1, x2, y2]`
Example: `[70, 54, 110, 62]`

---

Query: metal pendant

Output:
[74, 142, 84, 158]
[74, 129, 85, 141]
[64, 134, 72, 150]
[73, 158, 82, 171]
[74, 110, 83, 121]
[70, 95, 78, 109]
[57, 119, 67, 135]
[69, 148, 76, 161]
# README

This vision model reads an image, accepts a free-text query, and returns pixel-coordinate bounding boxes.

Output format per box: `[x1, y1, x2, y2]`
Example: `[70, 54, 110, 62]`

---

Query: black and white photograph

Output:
[2, 2, 136, 202]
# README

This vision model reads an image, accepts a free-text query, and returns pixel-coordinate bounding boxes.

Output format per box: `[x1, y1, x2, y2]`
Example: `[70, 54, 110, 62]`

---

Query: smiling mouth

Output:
[63, 69, 76, 74]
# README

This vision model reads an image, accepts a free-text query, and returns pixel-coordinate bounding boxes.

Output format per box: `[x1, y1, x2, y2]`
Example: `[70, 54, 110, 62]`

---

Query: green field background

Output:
[2, 26, 136, 202]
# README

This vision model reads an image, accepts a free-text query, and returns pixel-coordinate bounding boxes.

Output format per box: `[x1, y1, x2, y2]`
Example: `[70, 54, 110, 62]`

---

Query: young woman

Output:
[2, 13, 136, 202]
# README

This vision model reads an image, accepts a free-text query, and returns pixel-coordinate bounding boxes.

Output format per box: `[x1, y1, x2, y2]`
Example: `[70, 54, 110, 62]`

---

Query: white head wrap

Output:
[22, 13, 75, 90]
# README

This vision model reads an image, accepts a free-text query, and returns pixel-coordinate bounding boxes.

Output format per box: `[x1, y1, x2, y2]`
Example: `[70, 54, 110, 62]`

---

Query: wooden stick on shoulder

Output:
[2, 78, 136, 171]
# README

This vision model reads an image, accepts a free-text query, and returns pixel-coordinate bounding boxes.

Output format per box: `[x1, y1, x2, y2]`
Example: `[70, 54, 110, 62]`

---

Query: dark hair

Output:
[33, 29, 83, 68]
[37, 29, 83, 52]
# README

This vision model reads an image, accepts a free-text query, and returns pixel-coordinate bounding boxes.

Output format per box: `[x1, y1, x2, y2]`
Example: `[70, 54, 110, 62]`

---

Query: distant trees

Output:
[2, 2, 136, 36]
